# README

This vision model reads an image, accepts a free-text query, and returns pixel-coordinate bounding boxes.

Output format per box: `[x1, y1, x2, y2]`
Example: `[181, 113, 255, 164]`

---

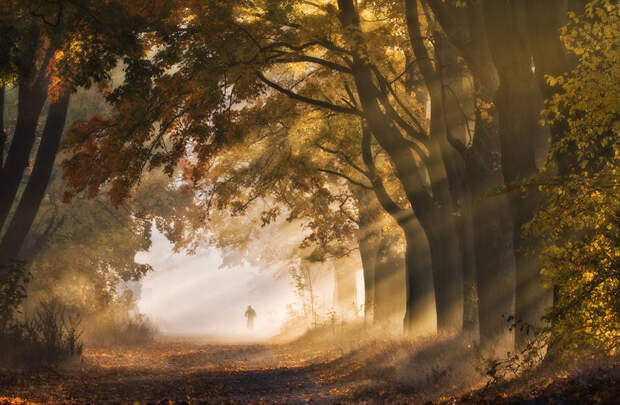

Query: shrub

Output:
[0, 262, 30, 330]
[480, 318, 548, 384]
[0, 298, 83, 369]
[84, 312, 158, 346]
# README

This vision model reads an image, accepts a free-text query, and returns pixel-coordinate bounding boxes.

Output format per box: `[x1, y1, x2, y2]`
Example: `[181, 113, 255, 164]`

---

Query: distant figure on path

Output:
[245, 305, 257, 329]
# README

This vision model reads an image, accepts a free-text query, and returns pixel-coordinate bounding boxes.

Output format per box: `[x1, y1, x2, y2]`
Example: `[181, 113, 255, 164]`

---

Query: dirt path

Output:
[2, 337, 617, 404]
[0, 339, 356, 404]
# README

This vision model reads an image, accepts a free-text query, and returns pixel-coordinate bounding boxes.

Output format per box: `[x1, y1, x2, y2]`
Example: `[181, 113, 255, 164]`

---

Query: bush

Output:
[0, 262, 30, 330]
[481, 318, 548, 384]
[84, 312, 158, 346]
[0, 298, 83, 369]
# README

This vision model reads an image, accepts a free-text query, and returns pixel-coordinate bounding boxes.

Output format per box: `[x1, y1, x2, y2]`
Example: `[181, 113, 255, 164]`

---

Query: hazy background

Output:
[135, 231, 298, 340]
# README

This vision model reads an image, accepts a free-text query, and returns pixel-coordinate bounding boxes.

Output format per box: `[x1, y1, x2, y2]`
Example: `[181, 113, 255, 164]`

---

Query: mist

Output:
[1, 0, 617, 403]
[135, 231, 298, 340]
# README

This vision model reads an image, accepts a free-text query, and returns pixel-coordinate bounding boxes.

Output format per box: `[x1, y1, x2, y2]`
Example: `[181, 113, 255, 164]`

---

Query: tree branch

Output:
[258, 72, 361, 115]
[361, 125, 412, 223]
[372, 65, 426, 135]
[271, 55, 352, 73]
[313, 141, 369, 178]
[406, 0, 438, 82]
[343, 81, 359, 108]
[317, 168, 373, 190]
[438, 56, 468, 159]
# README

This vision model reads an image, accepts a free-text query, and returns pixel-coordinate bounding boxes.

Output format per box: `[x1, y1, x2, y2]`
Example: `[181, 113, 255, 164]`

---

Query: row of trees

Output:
[1, 0, 617, 360]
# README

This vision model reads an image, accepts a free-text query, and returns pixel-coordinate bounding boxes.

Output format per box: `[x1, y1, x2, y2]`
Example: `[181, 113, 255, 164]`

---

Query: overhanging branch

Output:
[258, 72, 362, 115]
[317, 168, 373, 190]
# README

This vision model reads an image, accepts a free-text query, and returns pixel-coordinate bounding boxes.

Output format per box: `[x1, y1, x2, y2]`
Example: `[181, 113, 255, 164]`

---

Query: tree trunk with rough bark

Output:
[0, 93, 70, 265]
[373, 228, 407, 327]
[424, 0, 518, 352]
[358, 225, 378, 324]
[0, 81, 48, 232]
[407, 2, 480, 333]
[402, 217, 436, 336]
[338, 0, 464, 332]
[483, 0, 552, 348]
[355, 188, 382, 324]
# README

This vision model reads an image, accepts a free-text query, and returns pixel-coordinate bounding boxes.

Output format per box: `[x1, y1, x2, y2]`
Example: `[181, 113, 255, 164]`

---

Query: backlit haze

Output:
[135, 230, 298, 341]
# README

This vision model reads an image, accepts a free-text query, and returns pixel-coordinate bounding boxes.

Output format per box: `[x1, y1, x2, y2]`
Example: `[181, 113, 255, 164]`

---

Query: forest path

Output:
[3, 337, 616, 404]
[0, 338, 359, 404]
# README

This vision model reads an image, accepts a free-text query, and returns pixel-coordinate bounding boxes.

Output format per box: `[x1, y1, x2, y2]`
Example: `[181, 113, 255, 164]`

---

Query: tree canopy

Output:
[1, 0, 617, 371]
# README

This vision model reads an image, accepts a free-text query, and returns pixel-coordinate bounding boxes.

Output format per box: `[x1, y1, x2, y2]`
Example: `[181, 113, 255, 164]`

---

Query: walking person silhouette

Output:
[244, 305, 256, 329]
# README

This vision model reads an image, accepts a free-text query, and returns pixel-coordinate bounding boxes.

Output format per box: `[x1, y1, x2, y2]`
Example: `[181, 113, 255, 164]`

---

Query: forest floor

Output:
[0, 334, 618, 404]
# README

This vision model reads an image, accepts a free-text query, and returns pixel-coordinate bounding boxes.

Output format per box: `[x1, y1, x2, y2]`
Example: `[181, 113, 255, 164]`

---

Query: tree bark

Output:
[483, 0, 552, 348]
[406, 2, 479, 334]
[338, 0, 464, 332]
[355, 188, 381, 323]
[402, 217, 436, 335]
[0, 93, 70, 265]
[0, 80, 48, 232]
[525, 0, 575, 175]
[468, 111, 517, 356]
[0, 85, 5, 169]
[423, 0, 518, 352]
[373, 228, 407, 326]
[360, 126, 438, 335]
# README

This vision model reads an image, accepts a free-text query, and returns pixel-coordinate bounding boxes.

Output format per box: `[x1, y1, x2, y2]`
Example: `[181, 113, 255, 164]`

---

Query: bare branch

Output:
[343, 81, 359, 108]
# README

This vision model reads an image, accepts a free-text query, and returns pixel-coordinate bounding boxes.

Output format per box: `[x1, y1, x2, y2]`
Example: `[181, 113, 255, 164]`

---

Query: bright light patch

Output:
[136, 231, 297, 341]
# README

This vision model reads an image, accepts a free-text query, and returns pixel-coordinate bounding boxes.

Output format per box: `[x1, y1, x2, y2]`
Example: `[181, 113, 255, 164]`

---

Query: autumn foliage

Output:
[0, 0, 619, 403]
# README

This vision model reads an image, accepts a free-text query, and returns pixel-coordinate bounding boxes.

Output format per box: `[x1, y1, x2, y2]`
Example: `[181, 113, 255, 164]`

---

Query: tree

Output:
[417, 0, 517, 354]
[526, 0, 619, 360]
[11, 68, 201, 322]
[61, 0, 469, 334]
[57, 1, 611, 350]
[0, 0, 176, 265]
[422, 0, 585, 352]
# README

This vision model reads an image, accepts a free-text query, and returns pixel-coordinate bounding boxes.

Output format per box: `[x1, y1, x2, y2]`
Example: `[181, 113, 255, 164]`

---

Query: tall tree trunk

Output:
[338, 0, 464, 332]
[525, 0, 575, 174]
[360, 125, 438, 335]
[402, 217, 436, 335]
[406, 1, 477, 334]
[525, 0, 582, 359]
[444, 64, 516, 354]
[482, 0, 552, 348]
[424, 0, 518, 352]
[0, 93, 70, 265]
[358, 226, 378, 323]
[468, 111, 517, 356]
[0, 85, 6, 168]
[438, 40, 481, 337]
[373, 228, 407, 326]
[355, 188, 382, 323]
[0, 80, 48, 232]
[359, 89, 462, 332]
